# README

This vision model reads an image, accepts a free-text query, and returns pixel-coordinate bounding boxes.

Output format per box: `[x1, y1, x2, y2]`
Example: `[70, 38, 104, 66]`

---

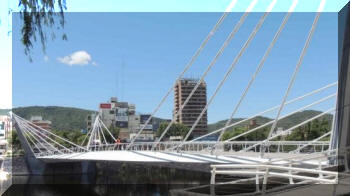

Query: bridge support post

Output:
[336, 1, 350, 170]
[14, 122, 47, 174]
[210, 167, 216, 185]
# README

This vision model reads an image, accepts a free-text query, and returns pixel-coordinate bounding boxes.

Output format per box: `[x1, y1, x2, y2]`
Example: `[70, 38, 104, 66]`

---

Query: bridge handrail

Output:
[34, 140, 330, 158]
[210, 163, 338, 193]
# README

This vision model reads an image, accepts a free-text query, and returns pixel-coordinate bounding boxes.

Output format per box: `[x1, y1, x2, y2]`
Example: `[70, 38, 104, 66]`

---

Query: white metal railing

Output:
[210, 164, 338, 194]
[34, 140, 330, 158]
[209, 146, 350, 194]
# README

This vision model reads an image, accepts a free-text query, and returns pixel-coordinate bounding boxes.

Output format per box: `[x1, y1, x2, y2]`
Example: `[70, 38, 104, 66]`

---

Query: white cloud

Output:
[57, 50, 93, 66]
[44, 55, 49, 62]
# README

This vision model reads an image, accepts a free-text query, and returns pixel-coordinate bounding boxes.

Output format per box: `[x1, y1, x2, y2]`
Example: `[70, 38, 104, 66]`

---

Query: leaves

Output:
[18, 0, 67, 61]
[156, 122, 190, 140]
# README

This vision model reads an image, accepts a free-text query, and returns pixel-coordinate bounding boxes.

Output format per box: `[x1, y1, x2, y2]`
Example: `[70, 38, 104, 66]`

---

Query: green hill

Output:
[208, 116, 271, 132]
[8, 106, 333, 134]
[12, 106, 95, 131]
[208, 110, 333, 132]
[10, 106, 169, 132]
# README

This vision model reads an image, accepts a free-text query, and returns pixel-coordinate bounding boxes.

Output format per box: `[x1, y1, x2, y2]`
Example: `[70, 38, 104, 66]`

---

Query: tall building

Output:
[174, 78, 208, 138]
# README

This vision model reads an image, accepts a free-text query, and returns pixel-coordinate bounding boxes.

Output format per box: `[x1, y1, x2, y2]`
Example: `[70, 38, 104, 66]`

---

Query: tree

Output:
[156, 122, 189, 140]
[108, 124, 120, 142]
[17, 0, 67, 61]
[286, 117, 332, 141]
[8, 130, 21, 151]
[221, 127, 245, 141]
[221, 126, 269, 141]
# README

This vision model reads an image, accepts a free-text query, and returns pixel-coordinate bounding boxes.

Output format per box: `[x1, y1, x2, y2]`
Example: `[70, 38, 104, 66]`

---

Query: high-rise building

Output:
[174, 78, 208, 138]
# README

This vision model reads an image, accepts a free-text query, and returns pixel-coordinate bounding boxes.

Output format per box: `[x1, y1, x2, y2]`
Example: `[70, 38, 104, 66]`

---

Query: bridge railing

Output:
[210, 163, 338, 194]
[209, 146, 350, 193]
[34, 140, 330, 157]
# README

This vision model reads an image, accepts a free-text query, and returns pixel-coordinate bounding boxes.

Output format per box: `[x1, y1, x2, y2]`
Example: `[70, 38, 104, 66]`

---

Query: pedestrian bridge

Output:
[10, 0, 350, 190]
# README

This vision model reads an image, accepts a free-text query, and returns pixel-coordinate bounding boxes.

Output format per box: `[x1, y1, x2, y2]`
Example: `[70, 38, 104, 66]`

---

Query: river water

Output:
[3, 161, 211, 196]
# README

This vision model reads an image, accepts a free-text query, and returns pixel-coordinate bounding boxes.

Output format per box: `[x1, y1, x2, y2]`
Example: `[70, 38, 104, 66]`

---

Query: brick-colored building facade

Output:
[174, 78, 208, 137]
[30, 116, 52, 131]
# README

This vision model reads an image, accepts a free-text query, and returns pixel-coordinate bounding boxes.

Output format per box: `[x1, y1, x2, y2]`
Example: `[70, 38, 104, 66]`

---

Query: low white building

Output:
[0, 115, 11, 140]
[0, 115, 11, 155]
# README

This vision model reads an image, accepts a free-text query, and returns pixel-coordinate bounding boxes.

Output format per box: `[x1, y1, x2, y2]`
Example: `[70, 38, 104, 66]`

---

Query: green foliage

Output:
[108, 124, 120, 142]
[7, 130, 23, 155]
[212, 110, 333, 142]
[9, 107, 334, 151]
[52, 129, 85, 147]
[278, 110, 332, 130]
[18, 0, 67, 60]
[286, 117, 331, 141]
[221, 127, 270, 141]
[8, 130, 20, 149]
[208, 110, 332, 132]
[13, 106, 94, 131]
[156, 122, 190, 139]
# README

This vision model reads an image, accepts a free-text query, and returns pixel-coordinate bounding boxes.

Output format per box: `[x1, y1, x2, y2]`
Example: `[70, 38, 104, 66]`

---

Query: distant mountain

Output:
[11, 106, 170, 132]
[208, 116, 271, 132]
[208, 110, 333, 132]
[9, 106, 333, 133]
[277, 110, 333, 129]
[12, 106, 95, 131]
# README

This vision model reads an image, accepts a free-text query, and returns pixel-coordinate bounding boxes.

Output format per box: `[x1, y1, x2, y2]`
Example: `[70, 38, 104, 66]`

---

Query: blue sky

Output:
[1, 0, 347, 123]
[12, 11, 338, 123]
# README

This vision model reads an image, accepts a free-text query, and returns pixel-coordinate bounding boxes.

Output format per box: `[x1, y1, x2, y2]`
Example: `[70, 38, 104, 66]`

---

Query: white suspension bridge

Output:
[10, 0, 350, 193]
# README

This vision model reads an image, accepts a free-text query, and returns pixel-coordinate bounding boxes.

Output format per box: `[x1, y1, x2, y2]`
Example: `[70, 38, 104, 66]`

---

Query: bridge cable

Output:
[99, 118, 117, 142]
[98, 121, 108, 145]
[16, 118, 65, 154]
[15, 116, 60, 153]
[13, 113, 88, 152]
[177, 1, 278, 150]
[21, 123, 46, 154]
[22, 130, 43, 154]
[188, 82, 337, 142]
[87, 115, 99, 149]
[94, 122, 98, 150]
[80, 127, 92, 146]
[215, 0, 298, 149]
[96, 123, 101, 144]
[245, 107, 335, 152]
[14, 119, 38, 154]
[328, 93, 338, 149]
[19, 122, 45, 155]
[22, 121, 73, 153]
[261, 0, 327, 157]
[152, 0, 260, 149]
[127, 0, 238, 148]
[225, 93, 336, 142]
